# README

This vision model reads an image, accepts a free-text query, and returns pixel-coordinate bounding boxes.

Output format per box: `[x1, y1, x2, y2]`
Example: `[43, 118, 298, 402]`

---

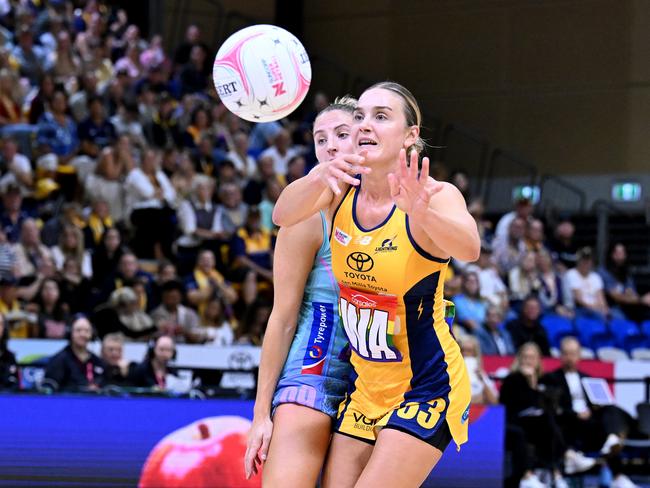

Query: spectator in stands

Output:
[493, 217, 527, 276]
[0, 313, 18, 389]
[236, 299, 271, 346]
[231, 206, 274, 287]
[176, 175, 226, 273]
[500, 342, 593, 488]
[111, 100, 147, 150]
[186, 249, 237, 322]
[49, 30, 81, 86]
[36, 89, 79, 166]
[84, 199, 113, 251]
[495, 196, 534, 243]
[465, 243, 509, 311]
[0, 230, 15, 279]
[564, 247, 609, 320]
[94, 286, 156, 341]
[150, 260, 178, 309]
[101, 333, 131, 386]
[91, 228, 125, 289]
[200, 297, 235, 346]
[227, 130, 256, 179]
[40, 201, 85, 247]
[31, 278, 69, 339]
[179, 45, 208, 95]
[129, 334, 176, 389]
[216, 159, 241, 189]
[50, 224, 92, 278]
[0, 69, 24, 126]
[192, 135, 218, 177]
[541, 337, 638, 488]
[59, 256, 91, 315]
[548, 220, 578, 271]
[125, 147, 176, 259]
[170, 150, 196, 201]
[0, 137, 33, 197]
[508, 251, 542, 310]
[150, 280, 201, 343]
[99, 252, 153, 304]
[114, 42, 143, 81]
[217, 182, 248, 236]
[505, 296, 551, 356]
[475, 305, 515, 356]
[145, 92, 181, 149]
[599, 242, 650, 322]
[285, 154, 306, 185]
[0, 182, 29, 244]
[537, 249, 573, 318]
[243, 154, 283, 205]
[467, 198, 493, 244]
[77, 95, 117, 159]
[173, 24, 211, 74]
[525, 219, 546, 252]
[85, 146, 128, 223]
[458, 335, 498, 405]
[27, 73, 56, 125]
[0, 275, 36, 338]
[453, 272, 487, 333]
[44, 315, 106, 392]
[260, 128, 301, 176]
[259, 177, 283, 233]
[69, 72, 101, 123]
[13, 218, 52, 280]
[182, 106, 213, 150]
[12, 25, 47, 85]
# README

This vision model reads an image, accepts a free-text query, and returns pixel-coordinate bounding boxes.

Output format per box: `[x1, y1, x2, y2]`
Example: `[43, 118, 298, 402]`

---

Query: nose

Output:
[326, 139, 338, 157]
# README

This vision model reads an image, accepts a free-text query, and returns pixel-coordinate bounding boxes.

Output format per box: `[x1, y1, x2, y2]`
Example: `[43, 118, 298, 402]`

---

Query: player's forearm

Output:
[253, 314, 297, 417]
[273, 171, 327, 227]
[410, 206, 480, 262]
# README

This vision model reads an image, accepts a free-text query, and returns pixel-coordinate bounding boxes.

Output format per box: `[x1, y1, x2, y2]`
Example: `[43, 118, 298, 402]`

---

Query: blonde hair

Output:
[367, 81, 425, 156]
[314, 94, 357, 122]
[510, 342, 543, 377]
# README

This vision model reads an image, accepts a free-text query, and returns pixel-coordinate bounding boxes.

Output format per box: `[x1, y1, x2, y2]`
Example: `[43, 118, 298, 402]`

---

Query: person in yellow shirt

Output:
[273, 81, 480, 488]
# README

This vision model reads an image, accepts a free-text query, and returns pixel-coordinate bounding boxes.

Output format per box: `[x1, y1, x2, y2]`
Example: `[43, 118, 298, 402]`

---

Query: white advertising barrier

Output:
[8, 339, 262, 370]
[614, 360, 650, 416]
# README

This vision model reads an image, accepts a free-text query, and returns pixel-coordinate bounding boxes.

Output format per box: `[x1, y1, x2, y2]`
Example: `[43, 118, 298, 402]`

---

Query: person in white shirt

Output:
[227, 130, 256, 179]
[0, 137, 33, 197]
[125, 148, 177, 259]
[494, 196, 534, 243]
[563, 247, 609, 319]
[259, 128, 300, 176]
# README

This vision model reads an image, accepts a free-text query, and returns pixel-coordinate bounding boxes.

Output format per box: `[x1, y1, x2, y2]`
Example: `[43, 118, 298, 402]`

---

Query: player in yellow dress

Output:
[273, 81, 480, 488]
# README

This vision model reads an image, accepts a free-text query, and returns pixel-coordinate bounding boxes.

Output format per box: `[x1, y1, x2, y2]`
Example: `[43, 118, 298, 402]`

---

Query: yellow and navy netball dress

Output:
[330, 184, 471, 449]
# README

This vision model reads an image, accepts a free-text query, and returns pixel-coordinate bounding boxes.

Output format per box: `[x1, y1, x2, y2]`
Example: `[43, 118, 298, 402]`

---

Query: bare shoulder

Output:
[429, 181, 466, 208]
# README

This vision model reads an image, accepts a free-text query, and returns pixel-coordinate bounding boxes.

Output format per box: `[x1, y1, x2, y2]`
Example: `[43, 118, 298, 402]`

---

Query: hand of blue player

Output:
[387, 149, 444, 216]
[244, 415, 273, 478]
[315, 151, 370, 195]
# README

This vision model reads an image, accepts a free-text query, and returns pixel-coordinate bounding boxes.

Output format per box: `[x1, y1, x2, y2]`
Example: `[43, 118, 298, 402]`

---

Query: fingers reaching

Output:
[420, 157, 430, 182]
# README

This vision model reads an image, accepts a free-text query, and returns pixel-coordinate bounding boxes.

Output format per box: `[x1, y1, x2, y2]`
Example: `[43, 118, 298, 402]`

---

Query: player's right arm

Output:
[244, 214, 322, 479]
[272, 153, 368, 228]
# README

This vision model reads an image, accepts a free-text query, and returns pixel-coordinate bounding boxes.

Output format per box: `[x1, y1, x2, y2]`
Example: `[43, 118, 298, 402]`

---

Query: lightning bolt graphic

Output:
[417, 298, 424, 320]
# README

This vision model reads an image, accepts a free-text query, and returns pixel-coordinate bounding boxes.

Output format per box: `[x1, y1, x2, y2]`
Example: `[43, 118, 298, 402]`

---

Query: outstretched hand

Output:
[387, 149, 444, 215]
[315, 151, 370, 195]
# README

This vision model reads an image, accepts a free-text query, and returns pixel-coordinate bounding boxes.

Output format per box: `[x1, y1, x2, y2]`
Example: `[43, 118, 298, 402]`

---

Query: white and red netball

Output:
[213, 24, 311, 123]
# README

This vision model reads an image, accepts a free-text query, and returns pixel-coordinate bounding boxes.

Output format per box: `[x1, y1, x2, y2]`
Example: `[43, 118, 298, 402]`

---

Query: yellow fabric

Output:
[331, 186, 470, 448]
[193, 268, 225, 319]
[0, 299, 29, 338]
[87, 213, 113, 244]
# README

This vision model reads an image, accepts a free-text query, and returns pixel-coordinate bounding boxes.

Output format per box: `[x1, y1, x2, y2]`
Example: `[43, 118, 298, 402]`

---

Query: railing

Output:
[539, 174, 587, 217]
[483, 148, 538, 212]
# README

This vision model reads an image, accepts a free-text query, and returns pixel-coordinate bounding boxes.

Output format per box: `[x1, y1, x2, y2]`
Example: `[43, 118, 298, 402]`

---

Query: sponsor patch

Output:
[301, 302, 335, 375]
[334, 227, 351, 246]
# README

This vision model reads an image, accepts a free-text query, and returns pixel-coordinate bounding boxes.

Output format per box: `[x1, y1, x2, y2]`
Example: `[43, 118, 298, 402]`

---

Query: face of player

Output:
[313, 110, 354, 162]
[353, 88, 417, 165]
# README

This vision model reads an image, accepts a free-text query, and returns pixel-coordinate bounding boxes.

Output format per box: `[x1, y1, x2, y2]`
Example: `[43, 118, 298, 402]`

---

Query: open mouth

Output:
[358, 138, 377, 147]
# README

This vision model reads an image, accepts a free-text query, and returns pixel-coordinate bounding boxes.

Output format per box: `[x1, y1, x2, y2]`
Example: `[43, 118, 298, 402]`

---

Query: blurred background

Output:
[0, 0, 649, 487]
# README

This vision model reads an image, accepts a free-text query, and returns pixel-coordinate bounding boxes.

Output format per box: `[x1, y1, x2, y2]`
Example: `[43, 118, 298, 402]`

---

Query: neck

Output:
[358, 159, 395, 201]
[72, 344, 88, 357]
[152, 359, 166, 372]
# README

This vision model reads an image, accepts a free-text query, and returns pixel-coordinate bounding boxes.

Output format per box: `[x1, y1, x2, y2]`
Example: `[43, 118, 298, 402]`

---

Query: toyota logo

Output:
[228, 351, 254, 369]
[346, 252, 374, 272]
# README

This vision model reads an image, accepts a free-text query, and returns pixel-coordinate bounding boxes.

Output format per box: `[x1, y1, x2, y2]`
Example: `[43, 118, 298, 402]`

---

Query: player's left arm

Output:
[389, 149, 480, 262]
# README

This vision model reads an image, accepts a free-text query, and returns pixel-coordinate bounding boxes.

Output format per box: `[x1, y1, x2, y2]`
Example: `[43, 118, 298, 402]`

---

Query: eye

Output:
[353, 112, 364, 121]
[337, 131, 349, 140]
[376, 112, 387, 121]
[316, 137, 327, 146]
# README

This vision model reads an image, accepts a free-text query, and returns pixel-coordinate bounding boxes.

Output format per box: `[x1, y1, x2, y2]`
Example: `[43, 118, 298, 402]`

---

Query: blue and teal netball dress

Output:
[272, 212, 352, 418]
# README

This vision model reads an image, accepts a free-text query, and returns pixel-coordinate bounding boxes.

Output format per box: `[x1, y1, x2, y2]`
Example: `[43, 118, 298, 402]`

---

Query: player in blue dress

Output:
[244, 97, 356, 486]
